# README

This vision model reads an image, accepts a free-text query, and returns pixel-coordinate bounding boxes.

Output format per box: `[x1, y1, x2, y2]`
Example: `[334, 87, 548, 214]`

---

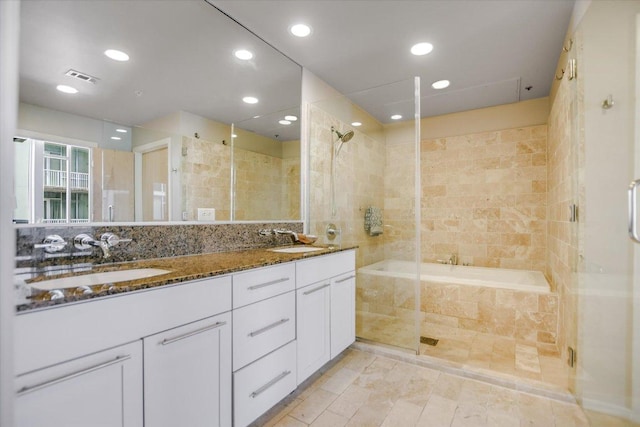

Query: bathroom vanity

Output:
[14, 247, 355, 427]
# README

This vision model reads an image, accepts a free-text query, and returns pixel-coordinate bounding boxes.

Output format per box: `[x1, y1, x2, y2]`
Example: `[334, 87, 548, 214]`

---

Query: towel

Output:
[364, 206, 383, 236]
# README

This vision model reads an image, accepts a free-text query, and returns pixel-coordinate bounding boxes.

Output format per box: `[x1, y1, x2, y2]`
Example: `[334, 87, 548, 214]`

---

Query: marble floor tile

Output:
[288, 389, 339, 424]
[257, 349, 626, 427]
[416, 395, 458, 427]
[327, 384, 371, 419]
[380, 399, 423, 427]
[309, 410, 349, 427]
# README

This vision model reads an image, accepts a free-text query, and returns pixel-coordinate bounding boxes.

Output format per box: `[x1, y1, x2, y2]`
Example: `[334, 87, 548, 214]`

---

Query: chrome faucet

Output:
[258, 228, 300, 243]
[273, 229, 300, 243]
[73, 233, 132, 259]
[74, 233, 111, 258]
[437, 254, 458, 265]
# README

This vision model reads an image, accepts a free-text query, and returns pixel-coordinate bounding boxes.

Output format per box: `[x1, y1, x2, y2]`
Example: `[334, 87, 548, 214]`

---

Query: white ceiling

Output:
[19, 0, 576, 141]
[19, 0, 302, 141]
[213, 0, 576, 122]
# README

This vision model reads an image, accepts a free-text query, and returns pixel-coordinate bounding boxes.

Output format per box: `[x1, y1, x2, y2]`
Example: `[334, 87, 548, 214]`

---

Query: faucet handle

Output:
[101, 232, 132, 247]
[73, 233, 97, 250]
[34, 235, 67, 253]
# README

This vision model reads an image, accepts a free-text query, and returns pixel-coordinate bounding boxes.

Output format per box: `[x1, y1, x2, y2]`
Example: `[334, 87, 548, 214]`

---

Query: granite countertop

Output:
[16, 245, 356, 312]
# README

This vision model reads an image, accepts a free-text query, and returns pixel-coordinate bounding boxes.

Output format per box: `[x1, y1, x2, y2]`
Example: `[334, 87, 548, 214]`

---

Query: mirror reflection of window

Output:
[14, 138, 91, 224]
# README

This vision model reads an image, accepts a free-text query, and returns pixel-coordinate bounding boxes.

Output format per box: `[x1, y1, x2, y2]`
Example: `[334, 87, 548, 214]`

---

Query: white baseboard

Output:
[582, 397, 632, 421]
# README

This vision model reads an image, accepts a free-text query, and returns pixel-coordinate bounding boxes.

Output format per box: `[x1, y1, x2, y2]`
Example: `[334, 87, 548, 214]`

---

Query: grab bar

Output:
[629, 179, 640, 243]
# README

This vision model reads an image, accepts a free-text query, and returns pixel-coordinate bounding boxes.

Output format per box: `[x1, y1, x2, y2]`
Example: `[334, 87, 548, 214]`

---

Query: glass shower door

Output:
[307, 77, 421, 353]
[572, 2, 640, 423]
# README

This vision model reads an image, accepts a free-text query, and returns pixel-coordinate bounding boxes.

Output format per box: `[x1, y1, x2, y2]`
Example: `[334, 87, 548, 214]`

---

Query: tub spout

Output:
[437, 254, 458, 265]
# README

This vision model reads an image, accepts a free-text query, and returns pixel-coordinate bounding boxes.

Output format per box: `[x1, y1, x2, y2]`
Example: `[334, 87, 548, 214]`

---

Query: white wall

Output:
[0, 1, 19, 425]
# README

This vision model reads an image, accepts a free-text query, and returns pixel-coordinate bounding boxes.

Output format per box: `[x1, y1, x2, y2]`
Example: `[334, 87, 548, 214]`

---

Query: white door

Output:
[143, 313, 232, 427]
[15, 341, 143, 427]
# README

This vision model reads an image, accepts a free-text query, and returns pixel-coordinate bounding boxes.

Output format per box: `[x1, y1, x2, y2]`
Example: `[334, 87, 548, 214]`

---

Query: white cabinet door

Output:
[143, 312, 232, 427]
[331, 272, 356, 359]
[15, 341, 143, 427]
[296, 280, 331, 384]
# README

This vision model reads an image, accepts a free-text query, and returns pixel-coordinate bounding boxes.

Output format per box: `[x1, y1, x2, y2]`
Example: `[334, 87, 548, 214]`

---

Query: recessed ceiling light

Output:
[290, 23, 312, 37]
[410, 42, 433, 56]
[432, 79, 450, 89]
[104, 49, 130, 62]
[279, 120, 292, 125]
[391, 114, 402, 120]
[234, 49, 253, 60]
[351, 122, 362, 127]
[116, 128, 128, 133]
[56, 85, 78, 94]
[284, 115, 298, 121]
[252, 115, 261, 119]
[232, 134, 238, 138]
[242, 96, 259, 104]
[111, 136, 122, 141]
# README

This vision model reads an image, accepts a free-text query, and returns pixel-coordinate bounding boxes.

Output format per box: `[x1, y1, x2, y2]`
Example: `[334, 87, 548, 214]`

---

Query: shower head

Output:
[332, 127, 354, 143]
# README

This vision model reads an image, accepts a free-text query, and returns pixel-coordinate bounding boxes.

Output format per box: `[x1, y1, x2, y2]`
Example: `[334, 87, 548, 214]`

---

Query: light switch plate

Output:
[197, 208, 215, 221]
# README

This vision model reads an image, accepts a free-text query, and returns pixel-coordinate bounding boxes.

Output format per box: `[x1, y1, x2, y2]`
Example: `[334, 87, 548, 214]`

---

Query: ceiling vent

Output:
[65, 69, 99, 84]
[13, 137, 27, 143]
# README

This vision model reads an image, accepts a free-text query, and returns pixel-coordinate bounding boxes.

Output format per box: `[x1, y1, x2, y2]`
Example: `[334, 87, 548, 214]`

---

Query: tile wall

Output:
[420, 125, 548, 273]
[546, 29, 582, 393]
[181, 135, 300, 221]
[181, 135, 232, 220]
[308, 105, 387, 269]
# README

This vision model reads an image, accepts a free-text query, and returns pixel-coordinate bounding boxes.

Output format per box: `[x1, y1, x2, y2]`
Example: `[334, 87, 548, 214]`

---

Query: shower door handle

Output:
[628, 179, 640, 243]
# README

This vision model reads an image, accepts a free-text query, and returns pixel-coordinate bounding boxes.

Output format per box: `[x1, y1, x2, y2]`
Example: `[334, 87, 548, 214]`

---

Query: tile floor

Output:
[254, 348, 638, 427]
[356, 312, 567, 390]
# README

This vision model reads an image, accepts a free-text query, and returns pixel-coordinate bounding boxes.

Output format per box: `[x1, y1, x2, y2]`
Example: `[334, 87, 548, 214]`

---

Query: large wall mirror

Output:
[15, 0, 301, 224]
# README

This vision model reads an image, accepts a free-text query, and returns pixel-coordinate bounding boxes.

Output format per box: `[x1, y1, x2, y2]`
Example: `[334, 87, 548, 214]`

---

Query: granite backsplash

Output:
[16, 222, 304, 268]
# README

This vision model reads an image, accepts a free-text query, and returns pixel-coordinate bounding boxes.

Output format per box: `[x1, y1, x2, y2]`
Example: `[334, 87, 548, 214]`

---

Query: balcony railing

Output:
[42, 218, 89, 224]
[44, 170, 89, 190]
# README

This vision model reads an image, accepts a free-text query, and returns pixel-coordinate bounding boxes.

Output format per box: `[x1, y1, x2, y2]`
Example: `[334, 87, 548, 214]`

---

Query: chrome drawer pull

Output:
[161, 321, 227, 346]
[303, 283, 329, 295]
[248, 318, 290, 337]
[250, 370, 291, 398]
[247, 277, 289, 290]
[335, 275, 355, 284]
[17, 355, 131, 396]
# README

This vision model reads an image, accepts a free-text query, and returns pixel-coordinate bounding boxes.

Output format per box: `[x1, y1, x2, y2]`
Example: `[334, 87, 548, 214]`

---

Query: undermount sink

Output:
[269, 247, 325, 254]
[28, 268, 173, 291]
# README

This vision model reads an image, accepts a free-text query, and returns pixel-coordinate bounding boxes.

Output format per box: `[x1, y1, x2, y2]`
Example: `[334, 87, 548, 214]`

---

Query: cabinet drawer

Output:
[296, 250, 356, 288]
[233, 341, 297, 427]
[233, 292, 295, 370]
[233, 263, 295, 309]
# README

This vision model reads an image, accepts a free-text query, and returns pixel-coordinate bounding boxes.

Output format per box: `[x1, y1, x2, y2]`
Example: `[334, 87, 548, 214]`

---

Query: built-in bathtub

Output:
[358, 259, 551, 293]
[357, 260, 558, 346]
